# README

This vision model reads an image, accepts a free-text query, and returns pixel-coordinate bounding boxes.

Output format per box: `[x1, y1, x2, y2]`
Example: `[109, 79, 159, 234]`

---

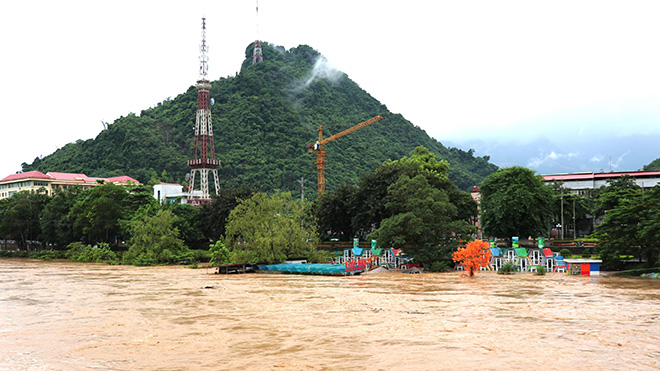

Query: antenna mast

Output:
[253, 0, 263, 64]
[188, 17, 220, 205]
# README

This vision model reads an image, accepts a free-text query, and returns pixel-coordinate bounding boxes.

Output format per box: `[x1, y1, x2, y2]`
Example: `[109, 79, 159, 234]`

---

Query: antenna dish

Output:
[210, 98, 215, 105]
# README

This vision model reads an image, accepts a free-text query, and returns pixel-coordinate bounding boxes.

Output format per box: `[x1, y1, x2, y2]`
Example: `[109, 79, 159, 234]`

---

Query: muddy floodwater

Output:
[1, 260, 660, 371]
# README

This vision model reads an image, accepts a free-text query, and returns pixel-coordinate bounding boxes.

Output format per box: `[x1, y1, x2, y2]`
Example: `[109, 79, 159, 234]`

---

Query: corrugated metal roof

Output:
[543, 170, 660, 182]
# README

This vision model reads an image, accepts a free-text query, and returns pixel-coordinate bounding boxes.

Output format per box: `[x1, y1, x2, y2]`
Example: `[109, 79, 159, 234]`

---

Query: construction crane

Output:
[307, 115, 384, 196]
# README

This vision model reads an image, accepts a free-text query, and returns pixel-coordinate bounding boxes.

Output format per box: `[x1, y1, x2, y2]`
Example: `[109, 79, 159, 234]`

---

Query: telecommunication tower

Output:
[253, 0, 263, 64]
[188, 17, 220, 204]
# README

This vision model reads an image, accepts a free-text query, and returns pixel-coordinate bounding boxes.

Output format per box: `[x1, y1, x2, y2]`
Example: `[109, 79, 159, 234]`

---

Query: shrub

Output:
[498, 262, 518, 274]
[428, 261, 451, 272]
[534, 265, 546, 275]
[66, 242, 118, 264]
[559, 248, 571, 257]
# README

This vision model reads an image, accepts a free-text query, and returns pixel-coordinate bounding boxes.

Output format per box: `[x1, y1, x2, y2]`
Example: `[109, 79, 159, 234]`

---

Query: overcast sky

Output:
[2, 0, 660, 178]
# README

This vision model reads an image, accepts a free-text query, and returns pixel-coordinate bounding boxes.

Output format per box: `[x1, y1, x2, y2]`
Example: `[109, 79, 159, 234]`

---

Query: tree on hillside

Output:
[224, 191, 319, 264]
[480, 166, 554, 241]
[643, 157, 660, 171]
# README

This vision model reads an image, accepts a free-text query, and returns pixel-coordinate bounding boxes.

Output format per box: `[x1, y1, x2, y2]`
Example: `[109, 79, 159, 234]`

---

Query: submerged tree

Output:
[452, 240, 492, 277]
[224, 191, 320, 264]
[123, 209, 190, 266]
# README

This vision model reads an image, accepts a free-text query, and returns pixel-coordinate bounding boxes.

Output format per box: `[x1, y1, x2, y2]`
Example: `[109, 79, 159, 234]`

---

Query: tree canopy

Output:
[479, 166, 554, 240]
[595, 177, 660, 269]
[224, 191, 320, 264]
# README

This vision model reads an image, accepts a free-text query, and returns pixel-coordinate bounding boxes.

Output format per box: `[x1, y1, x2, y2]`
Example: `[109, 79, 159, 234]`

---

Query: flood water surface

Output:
[1, 259, 659, 370]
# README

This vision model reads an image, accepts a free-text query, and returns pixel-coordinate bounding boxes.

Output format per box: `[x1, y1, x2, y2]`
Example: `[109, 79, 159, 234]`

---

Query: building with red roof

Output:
[0, 171, 140, 199]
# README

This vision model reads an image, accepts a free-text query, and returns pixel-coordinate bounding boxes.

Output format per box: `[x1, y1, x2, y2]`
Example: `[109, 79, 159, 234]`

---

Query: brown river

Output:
[1, 259, 659, 371]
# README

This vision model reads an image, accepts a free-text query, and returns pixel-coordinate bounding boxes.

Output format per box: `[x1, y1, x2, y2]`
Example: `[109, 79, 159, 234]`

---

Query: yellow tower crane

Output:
[307, 115, 384, 196]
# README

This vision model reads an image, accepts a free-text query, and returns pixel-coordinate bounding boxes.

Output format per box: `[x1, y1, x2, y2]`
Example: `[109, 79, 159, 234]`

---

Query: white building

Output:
[543, 170, 660, 194]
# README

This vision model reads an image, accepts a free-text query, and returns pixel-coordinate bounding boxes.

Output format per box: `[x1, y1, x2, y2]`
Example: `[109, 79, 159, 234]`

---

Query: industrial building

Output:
[542, 170, 660, 194]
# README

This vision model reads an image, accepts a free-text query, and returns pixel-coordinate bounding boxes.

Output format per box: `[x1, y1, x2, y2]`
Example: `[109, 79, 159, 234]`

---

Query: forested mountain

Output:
[23, 43, 496, 193]
[644, 157, 660, 171]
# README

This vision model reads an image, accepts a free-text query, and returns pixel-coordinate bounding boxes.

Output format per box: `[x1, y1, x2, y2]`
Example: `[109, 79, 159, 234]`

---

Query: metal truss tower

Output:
[253, 0, 263, 64]
[188, 17, 220, 205]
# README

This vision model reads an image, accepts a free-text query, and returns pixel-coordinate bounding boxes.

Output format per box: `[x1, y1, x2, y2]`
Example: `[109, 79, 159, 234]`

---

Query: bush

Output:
[534, 265, 546, 275]
[498, 262, 518, 275]
[209, 241, 232, 266]
[28, 250, 66, 261]
[559, 248, 571, 257]
[582, 248, 591, 258]
[427, 261, 451, 272]
[66, 242, 118, 264]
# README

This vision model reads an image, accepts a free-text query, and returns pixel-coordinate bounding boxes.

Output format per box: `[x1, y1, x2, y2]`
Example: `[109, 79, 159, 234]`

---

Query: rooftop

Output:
[543, 170, 660, 182]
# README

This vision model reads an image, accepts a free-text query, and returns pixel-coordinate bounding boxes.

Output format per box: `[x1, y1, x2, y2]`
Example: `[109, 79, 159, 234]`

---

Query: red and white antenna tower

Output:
[188, 17, 220, 204]
[253, 0, 263, 64]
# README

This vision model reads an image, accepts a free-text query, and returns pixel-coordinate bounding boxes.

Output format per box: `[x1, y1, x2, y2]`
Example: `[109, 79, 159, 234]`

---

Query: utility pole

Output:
[573, 198, 576, 239]
[298, 177, 305, 204]
[560, 182, 564, 239]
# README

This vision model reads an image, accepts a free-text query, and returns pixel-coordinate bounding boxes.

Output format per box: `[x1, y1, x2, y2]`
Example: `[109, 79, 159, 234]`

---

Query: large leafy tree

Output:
[198, 186, 258, 241]
[351, 146, 474, 236]
[315, 182, 358, 240]
[224, 191, 319, 264]
[595, 178, 660, 269]
[69, 184, 128, 244]
[368, 174, 472, 266]
[123, 209, 190, 265]
[40, 187, 82, 248]
[480, 166, 554, 240]
[0, 191, 50, 249]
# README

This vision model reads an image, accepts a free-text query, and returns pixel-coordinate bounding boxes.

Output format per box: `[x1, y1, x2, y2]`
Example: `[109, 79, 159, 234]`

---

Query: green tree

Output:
[368, 174, 472, 266]
[209, 240, 232, 266]
[351, 146, 461, 235]
[69, 184, 128, 244]
[123, 209, 190, 265]
[480, 166, 554, 241]
[595, 179, 660, 269]
[224, 191, 318, 264]
[0, 191, 50, 249]
[40, 187, 81, 248]
[315, 182, 358, 240]
[198, 186, 258, 241]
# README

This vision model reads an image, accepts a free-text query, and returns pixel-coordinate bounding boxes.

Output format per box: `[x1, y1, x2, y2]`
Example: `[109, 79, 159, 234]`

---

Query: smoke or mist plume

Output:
[296, 56, 344, 90]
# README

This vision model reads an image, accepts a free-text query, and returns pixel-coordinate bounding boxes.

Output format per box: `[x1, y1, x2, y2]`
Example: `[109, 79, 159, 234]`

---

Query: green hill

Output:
[22, 43, 496, 194]
[643, 157, 660, 171]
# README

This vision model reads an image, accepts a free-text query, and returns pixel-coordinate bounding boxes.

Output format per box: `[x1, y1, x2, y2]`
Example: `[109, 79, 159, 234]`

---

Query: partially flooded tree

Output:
[224, 191, 319, 264]
[452, 240, 492, 277]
